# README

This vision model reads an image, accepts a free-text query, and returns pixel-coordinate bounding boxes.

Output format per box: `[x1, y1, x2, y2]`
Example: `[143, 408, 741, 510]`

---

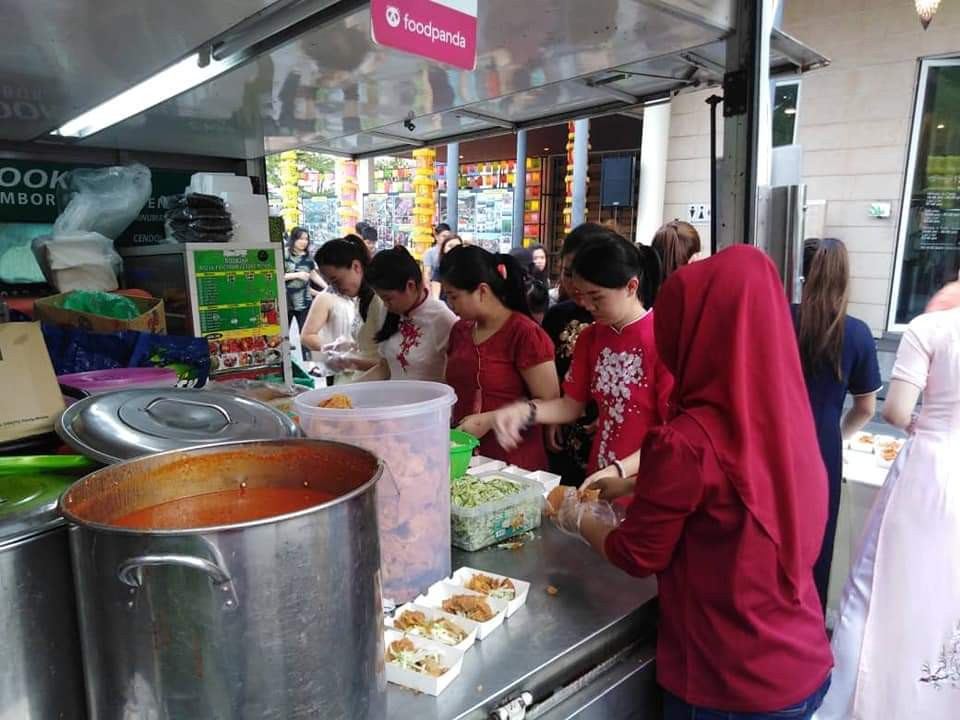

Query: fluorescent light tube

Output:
[52, 53, 231, 138]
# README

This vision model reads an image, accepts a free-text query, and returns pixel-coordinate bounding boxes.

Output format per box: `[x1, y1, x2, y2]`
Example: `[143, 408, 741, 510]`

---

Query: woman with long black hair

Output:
[491, 231, 672, 491]
[441, 245, 560, 469]
[360, 246, 457, 382]
[311, 236, 387, 373]
[283, 226, 323, 330]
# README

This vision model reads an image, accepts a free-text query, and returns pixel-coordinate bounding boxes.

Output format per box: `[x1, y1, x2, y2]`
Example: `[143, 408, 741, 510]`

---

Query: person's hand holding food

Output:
[546, 486, 618, 541]
[580, 464, 636, 501]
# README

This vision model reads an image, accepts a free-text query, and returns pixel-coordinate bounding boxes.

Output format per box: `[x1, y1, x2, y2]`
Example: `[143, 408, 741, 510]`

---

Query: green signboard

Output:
[190, 247, 285, 377]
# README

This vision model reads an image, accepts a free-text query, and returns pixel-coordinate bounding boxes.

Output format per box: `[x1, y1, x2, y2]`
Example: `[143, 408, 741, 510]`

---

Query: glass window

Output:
[890, 59, 960, 328]
[772, 81, 800, 147]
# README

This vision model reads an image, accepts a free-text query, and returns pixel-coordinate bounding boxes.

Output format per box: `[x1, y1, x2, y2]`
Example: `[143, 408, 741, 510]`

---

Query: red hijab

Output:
[654, 245, 826, 600]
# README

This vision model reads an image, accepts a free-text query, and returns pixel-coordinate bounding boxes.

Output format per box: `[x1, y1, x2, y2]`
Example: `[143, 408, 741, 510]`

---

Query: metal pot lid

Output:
[0, 473, 74, 545]
[56, 388, 301, 464]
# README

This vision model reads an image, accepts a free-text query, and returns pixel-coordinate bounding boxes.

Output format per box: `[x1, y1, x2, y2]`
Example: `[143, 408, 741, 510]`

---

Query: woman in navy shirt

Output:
[793, 238, 882, 610]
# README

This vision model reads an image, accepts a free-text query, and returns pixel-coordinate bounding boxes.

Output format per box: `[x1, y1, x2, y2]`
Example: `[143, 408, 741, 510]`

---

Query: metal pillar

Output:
[511, 130, 527, 248]
[635, 102, 671, 246]
[715, 0, 771, 250]
[446, 142, 459, 232]
[571, 119, 589, 228]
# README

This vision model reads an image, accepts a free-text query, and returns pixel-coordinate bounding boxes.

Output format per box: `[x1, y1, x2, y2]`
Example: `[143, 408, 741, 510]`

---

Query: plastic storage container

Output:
[449, 471, 543, 551]
[58, 367, 179, 396]
[294, 381, 456, 602]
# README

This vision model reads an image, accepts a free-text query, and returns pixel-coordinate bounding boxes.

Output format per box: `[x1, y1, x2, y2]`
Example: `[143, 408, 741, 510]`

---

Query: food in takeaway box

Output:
[394, 609, 468, 646]
[857, 433, 875, 447]
[318, 394, 353, 409]
[385, 637, 447, 677]
[878, 438, 905, 462]
[442, 594, 495, 623]
[465, 573, 517, 601]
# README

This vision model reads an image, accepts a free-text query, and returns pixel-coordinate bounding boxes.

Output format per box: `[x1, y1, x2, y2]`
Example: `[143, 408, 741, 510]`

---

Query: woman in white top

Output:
[817, 299, 960, 719]
[361, 246, 457, 382]
[314, 236, 387, 374]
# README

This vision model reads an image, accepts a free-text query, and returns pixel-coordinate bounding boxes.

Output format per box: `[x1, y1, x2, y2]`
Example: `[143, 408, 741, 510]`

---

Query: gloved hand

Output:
[552, 488, 618, 541]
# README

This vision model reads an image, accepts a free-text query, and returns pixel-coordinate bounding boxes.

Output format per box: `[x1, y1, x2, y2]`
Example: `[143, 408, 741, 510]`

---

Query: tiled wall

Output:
[660, 0, 960, 335]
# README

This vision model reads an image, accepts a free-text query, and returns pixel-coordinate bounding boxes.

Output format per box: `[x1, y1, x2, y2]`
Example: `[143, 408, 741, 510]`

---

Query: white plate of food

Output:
[849, 431, 877, 453]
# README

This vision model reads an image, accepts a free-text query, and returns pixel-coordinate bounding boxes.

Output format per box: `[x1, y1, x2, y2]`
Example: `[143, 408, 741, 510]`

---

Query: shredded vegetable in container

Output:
[450, 473, 543, 551]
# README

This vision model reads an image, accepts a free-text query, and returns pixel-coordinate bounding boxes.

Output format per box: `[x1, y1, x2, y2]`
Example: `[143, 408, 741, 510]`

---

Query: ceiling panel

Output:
[75, 0, 735, 158]
[0, 0, 283, 141]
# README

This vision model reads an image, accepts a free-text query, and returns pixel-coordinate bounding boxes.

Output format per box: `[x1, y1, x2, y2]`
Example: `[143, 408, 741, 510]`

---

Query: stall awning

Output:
[3, 1, 828, 160]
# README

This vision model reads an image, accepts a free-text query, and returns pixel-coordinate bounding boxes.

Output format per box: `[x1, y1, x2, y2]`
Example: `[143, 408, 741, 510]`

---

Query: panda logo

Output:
[385, 5, 401, 28]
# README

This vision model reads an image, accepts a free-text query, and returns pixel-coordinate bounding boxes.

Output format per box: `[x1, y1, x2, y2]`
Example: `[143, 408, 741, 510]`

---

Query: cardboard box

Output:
[34, 292, 166, 335]
[0, 322, 65, 444]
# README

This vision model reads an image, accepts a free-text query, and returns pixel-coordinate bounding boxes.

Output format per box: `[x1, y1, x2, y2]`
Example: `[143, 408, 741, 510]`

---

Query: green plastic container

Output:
[449, 429, 480, 480]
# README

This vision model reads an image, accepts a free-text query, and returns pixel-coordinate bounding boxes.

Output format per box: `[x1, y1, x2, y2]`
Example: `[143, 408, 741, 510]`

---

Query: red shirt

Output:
[562, 312, 672, 474]
[604, 415, 832, 712]
[447, 312, 554, 469]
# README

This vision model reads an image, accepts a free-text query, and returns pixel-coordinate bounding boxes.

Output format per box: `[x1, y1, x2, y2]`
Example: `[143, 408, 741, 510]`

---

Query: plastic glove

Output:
[491, 402, 530, 450]
[553, 489, 618, 541]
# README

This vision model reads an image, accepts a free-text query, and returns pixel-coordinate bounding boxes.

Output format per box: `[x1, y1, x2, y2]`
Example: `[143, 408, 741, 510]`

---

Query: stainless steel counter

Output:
[387, 524, 659, 720]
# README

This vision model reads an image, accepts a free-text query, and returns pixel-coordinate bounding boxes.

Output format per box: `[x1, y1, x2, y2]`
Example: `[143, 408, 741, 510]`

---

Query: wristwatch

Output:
[525, 401, 538, 427]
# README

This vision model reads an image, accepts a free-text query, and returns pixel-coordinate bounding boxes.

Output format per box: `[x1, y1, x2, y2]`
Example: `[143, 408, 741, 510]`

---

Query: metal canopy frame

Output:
[0, 1, 828, 162]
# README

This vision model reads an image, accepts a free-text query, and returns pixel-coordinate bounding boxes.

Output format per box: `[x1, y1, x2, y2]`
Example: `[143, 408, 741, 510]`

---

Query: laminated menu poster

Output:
[186, 245, 291, 384]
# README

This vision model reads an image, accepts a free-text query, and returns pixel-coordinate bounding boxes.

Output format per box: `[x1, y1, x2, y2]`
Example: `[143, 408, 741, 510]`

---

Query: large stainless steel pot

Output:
[0, 475, 87, 720]
[61, 439, 385, 720]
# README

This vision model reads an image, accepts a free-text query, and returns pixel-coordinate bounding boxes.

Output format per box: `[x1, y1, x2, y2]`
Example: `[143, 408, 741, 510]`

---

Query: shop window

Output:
[890, 58, 960, 328]
[772, 81, 800, 147]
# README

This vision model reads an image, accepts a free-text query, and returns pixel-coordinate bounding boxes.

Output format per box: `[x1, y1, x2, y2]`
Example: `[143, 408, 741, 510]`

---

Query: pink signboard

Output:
[371, 0, 478, 71]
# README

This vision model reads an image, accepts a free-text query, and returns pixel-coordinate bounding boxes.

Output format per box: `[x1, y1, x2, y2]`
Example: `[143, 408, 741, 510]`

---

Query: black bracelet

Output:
[526, 401, 537, 427]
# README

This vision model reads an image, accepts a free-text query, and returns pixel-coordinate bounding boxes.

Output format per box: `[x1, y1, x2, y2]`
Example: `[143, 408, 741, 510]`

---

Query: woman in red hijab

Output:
[553, 246, 832, 718]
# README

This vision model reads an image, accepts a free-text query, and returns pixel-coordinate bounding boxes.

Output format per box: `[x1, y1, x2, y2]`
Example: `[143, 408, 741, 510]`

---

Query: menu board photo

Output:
[187, 245, 290, 383]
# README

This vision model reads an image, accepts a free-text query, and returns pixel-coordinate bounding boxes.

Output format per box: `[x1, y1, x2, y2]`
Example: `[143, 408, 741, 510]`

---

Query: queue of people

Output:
[286, 217, 959, 719]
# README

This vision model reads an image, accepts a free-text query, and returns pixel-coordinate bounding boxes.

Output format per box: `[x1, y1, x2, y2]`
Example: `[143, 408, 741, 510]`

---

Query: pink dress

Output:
[817, 307, 960, 719]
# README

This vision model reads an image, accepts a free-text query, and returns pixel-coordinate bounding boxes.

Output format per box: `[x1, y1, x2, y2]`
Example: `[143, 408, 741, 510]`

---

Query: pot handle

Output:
[119, 554, 230, 586]
[118, 554, 239, 609]
[143, 397, 234, 428]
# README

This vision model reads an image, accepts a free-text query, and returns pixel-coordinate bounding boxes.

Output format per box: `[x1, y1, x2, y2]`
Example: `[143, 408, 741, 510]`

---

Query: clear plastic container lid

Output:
[58, 368, 179, 395]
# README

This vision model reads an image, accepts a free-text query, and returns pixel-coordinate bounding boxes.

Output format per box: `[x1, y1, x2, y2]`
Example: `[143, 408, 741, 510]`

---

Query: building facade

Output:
[659, 0, 960, 336]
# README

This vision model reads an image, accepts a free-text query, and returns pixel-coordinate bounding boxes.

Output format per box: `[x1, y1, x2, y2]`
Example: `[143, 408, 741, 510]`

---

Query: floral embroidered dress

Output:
[562, 311, 672, 474]
[817, 307, 960, 720]
[378, 295, 457, 382]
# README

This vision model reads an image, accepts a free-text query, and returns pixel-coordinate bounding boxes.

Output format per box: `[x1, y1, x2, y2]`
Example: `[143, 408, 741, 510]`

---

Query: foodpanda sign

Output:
[371, 0, 478, 71]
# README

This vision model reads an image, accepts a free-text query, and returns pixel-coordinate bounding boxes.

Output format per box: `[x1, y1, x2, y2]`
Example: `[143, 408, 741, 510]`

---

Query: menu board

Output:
[917, 190, 960, 251]
[187, 246, 288, 380]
